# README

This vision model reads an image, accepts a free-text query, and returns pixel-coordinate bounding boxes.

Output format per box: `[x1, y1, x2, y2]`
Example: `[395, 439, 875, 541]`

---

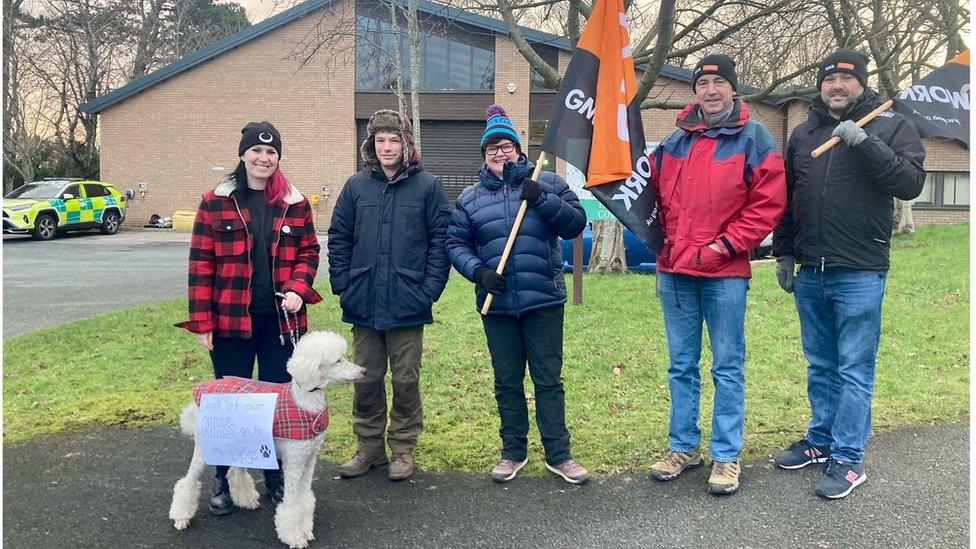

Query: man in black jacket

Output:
[328, 110, 451, 481]
[771, 50, 925, 499]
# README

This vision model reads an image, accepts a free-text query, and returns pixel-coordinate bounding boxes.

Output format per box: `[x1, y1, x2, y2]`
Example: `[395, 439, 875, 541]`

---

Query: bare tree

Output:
[21, 0, 134, 178]
[284, 0, 426, 150]
[129, 0, 166, 78]
[475, 0, 967, 255]
[4, 0, 251, 187]
[3, 0, 53, 191]
[389, 0, 407, 113]
[407, 0, 422, 150]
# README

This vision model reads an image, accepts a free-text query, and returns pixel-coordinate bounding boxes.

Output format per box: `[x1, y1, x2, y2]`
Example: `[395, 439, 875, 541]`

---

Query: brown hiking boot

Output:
[337, 449, 387, 479]
[388, 452, 414, 481]
[708, 460, 741, 495]
[649, 448, 704, 481]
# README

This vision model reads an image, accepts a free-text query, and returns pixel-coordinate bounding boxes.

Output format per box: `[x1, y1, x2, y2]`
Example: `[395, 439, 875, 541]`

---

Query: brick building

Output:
[81, 0, 968, 230]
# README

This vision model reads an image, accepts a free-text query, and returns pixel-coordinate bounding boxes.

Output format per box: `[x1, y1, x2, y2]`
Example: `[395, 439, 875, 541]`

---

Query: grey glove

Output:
[776, 256, 796, 293]
[832, 120, 867, 147]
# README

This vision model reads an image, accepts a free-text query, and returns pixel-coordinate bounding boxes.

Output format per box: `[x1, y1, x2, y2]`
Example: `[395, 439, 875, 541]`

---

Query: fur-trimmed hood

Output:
[360, 109, 420, 168]
[214, 176, 304, 205]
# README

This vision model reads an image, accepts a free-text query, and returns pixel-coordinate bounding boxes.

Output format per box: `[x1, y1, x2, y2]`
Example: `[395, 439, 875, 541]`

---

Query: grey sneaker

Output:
[708, 460, 741, 495]
[816, 459, 866, 499]
[650, 448, 704, 481]
[337, 450, 387, 479]
[491, 458, 528, 483]
[545, 459, 589, 484]
[388, 452, 415, 481]
[775, 439, 831, 470]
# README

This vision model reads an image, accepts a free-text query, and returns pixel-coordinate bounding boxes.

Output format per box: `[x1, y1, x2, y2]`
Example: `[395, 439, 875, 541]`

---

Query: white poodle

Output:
[168, 331, 364, 548]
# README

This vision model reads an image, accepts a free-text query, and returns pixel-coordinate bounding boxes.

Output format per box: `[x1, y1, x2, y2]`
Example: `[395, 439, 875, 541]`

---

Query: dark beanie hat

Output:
[481, 104, 521, 150]
[692, 54, 737, 91]
[238, 121, 282, 157]
[817, 49, 869, 89]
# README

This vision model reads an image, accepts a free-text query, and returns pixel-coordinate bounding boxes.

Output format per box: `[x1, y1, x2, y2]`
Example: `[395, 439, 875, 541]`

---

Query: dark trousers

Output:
[210, 311, 292, 479]
[481, 305, 571, 466]
[351, 325, 425, 454]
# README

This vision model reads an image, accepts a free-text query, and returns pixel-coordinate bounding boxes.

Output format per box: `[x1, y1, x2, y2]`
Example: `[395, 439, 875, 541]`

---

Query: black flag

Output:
[894, 50, 970, 148]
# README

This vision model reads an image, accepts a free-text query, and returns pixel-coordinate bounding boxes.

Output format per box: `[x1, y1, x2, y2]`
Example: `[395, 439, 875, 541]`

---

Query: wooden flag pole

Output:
[572, 234, 583, 305]
[811, 99, 893, 158]
[481, 151, 549, 315]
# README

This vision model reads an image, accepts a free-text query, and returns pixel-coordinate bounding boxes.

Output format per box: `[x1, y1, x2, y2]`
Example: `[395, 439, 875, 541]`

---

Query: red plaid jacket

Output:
[192, 376, 330, 440]
[176, 178, 322, 339]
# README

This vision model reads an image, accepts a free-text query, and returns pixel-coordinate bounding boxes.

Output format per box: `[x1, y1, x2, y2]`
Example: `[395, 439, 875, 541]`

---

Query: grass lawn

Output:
[3, 223, 969, 475]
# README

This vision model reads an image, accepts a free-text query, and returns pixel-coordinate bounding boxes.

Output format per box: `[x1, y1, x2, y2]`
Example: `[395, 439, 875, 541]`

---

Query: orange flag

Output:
[540, 0, 662, 251]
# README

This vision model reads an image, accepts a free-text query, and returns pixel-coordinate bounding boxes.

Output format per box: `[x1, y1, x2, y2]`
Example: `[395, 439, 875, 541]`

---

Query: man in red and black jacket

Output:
[647, 54, 786, 496]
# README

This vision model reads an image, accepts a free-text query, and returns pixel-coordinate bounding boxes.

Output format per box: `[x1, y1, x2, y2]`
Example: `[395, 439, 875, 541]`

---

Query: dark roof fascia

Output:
[79, 0, 337, 113]
[81, 0, 781, 113]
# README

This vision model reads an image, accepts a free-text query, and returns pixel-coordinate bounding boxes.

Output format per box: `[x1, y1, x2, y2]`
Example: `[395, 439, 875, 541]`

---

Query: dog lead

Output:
[275, 292, 300, 347]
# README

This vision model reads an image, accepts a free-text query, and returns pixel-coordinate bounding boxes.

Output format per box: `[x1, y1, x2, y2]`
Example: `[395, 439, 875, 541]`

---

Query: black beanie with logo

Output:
[817, 50, 869, 89]
[692, 54, 738, 91]
[238, 121, 282, 157]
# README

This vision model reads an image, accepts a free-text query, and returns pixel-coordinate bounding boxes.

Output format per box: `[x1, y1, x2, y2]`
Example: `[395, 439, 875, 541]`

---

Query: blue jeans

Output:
[794, 268, 886, 463]
[657, 273, 748, 462]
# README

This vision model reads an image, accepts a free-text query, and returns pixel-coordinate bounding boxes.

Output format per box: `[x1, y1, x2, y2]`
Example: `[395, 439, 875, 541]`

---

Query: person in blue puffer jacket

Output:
[445, 104, 588, 485]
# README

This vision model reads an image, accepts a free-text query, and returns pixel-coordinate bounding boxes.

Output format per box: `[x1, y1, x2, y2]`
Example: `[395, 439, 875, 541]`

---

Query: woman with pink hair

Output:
[177, 121, 322, 514]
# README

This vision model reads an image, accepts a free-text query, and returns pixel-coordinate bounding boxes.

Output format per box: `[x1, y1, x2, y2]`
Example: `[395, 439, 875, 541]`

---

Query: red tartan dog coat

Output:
[192, 376, 329, 440]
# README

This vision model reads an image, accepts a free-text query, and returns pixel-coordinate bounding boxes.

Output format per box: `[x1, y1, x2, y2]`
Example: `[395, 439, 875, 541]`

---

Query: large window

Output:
[356, 16, 494, 91]
[917, 172, 970, 208]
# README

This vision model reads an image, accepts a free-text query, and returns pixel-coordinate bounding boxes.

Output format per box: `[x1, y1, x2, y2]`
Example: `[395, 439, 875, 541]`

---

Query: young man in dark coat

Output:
[328, 110, 451, 481]
[772, 50, 926, 499]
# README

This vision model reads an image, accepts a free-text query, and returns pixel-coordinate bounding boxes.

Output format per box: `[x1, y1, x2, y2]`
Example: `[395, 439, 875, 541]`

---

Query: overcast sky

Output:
[236, 0, 290, 23]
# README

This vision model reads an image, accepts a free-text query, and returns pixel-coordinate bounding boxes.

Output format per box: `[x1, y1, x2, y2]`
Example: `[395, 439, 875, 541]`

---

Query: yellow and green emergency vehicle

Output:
[3, 178, 127, 240]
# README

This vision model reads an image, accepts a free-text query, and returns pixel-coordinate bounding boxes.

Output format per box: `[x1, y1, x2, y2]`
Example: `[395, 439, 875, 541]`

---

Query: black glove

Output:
[474, 266, 507, 295]
[776, 256, 796, 293]
[519, 177, 543, 205]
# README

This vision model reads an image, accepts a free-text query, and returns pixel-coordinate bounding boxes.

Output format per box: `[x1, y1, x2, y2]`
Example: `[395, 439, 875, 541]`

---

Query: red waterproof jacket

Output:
[176, 178, 322, 339]
[652, 99, 786, 278]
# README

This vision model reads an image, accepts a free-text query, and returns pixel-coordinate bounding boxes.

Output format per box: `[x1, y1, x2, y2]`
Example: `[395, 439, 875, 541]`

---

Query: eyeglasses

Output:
[485, 143, 516, 155]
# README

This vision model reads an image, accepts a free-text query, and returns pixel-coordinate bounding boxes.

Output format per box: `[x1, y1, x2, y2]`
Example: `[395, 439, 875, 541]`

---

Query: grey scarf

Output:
[701, 101, 735, 128]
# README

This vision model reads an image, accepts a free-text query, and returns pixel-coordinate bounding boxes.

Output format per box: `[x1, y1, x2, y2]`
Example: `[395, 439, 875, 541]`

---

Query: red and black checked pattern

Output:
[192, 376, 329, 440]
[176, 190, 322, 339]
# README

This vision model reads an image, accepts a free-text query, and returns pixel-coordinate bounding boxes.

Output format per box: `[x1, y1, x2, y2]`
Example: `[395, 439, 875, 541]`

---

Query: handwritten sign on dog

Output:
[198, 393, 278, 469]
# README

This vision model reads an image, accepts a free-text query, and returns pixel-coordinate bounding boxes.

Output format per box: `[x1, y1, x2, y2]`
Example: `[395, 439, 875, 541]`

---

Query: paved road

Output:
[3, 423, 968, 548]
[2, 230, 191, 338]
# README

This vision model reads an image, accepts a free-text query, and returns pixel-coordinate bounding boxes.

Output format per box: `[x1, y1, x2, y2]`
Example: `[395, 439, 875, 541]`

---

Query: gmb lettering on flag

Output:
[540, 0, 664, 252]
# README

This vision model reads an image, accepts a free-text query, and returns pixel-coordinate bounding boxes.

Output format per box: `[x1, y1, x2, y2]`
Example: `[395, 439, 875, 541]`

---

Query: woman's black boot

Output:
[209, 474, 235, 515]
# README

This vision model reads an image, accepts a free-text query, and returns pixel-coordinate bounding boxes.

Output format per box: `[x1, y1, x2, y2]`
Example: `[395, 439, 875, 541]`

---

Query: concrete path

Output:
[3, 423, 968, 548]
[2, 230, 191, 337]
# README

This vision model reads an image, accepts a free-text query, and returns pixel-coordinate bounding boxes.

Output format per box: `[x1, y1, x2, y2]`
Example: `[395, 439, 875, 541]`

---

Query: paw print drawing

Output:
[260, 444, 271, 458]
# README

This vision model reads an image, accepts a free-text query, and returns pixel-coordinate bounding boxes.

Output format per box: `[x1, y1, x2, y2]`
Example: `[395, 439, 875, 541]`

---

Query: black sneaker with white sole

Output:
[774, 439, 831, 470]
[816, 459, 866, 499]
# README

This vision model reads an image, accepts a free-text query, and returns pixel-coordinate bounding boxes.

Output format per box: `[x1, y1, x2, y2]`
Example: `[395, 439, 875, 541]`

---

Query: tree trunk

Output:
[407, 0, 421, 150]
[893, 198, 916, 235]
[388, 0, 406, 114]
[589, 220, 628, 274]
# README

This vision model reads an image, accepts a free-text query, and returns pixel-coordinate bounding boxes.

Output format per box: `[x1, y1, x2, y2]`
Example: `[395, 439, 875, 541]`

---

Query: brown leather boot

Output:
[388, 452, 414, 481]
[337, 449, 388, 479]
